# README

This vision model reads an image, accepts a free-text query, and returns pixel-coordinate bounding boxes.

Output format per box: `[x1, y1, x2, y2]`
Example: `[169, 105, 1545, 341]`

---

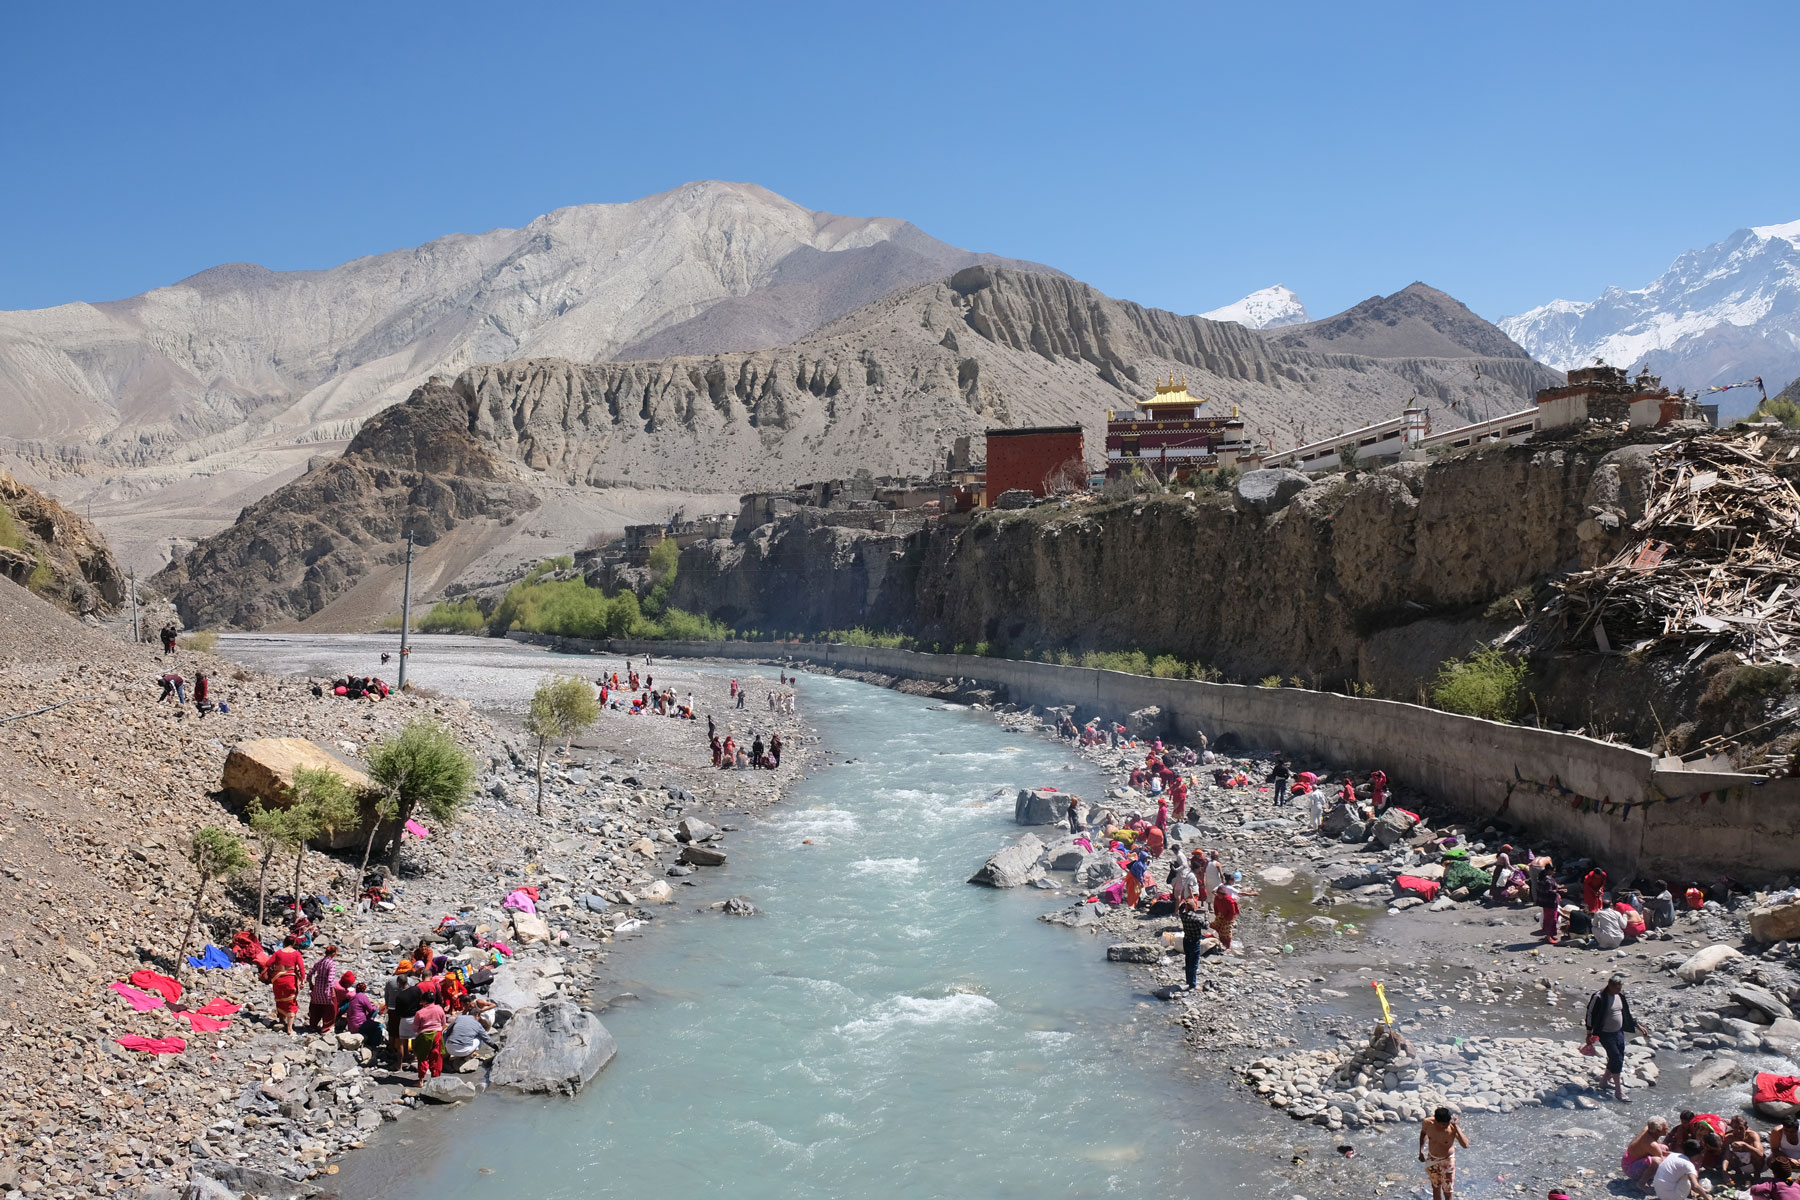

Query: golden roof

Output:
[1141, 374, 1209, 409]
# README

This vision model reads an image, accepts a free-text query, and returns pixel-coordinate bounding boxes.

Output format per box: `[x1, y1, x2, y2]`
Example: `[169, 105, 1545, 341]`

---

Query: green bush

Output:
[484, 573, 725, 641]
[1751, 396, 1800, 428]
[0, 507, 23, 551]
[1430, 648, 1529, 722]
[419, 598, 487, 634]
[1149, 654, 1186, 679]
[1258, 675, 1282, 688]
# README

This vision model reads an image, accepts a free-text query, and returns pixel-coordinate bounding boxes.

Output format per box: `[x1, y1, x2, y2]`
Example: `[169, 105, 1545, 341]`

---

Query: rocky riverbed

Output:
[802, 662, 1800, 1197]
[0, 603, 815, 1200]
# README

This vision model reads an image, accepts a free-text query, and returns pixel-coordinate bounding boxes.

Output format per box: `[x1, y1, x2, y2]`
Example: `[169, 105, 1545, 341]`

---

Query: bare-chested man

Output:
[1419, 1107, 1470, 1200]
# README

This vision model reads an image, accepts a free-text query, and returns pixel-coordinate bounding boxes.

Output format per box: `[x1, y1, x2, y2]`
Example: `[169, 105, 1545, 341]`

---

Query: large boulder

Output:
[1106, 943, 1161, 963]
[1689, 1057, 1745, 1091]
[1320, 804, 1364, 840]
[1123, 707, 1166, 740]
[1369, 809, 1418, 849]
[1234, 468, 1313, 516]
[1750, 900, 1800, 945]
[419, 1076, 479, 1104]
[1677, 944, 1742, 984]
[678, 844, 728, 867]
[1074, 852, 1123, 890]
[486, 958, 565, 1014]
[510, 912, 551, 945]
[1015, 788, 1070, 826]
[219, 738, 375, 850]
[488, 999, 617, 1095]
[969, 835, 1046, 888]
[1042, 836, 1088, 871]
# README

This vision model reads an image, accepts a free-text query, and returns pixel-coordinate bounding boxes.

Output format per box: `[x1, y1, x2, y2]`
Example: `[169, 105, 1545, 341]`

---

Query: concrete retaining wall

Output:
[536, 635, 1800, 882]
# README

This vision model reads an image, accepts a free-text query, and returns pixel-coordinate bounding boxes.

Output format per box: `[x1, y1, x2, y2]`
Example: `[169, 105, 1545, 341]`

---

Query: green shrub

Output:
[1751, 396, 1800, 428]
[419, 598, 487, 634]
[0, 507, 23, 551]
[1149, 654, 1186, 679]
[1430, 648, 1529, 722]
[1258, 675, 1282, 688]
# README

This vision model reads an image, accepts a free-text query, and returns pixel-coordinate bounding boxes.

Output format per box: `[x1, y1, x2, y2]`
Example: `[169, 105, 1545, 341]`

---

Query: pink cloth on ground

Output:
[174, 1012, 232, 1032]
[194, 999, 242, 1016]
[405, 819, 430, 839]
[109, 982, 166, 1011]
[128, 970, 182, 1003]
[116, 1035, 186, 1054]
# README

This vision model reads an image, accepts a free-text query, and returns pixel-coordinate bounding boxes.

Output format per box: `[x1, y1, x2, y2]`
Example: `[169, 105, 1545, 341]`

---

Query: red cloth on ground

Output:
[1396, 875, 1442, 902]
[108, 982, 166, 1011]
[128, 970, 182, 1004]
[195, 999, 242, 1016]
[116, 1035, 186, 1054]
[1757, 1074, 1800, 1108]
[174, 1012, 232, 1032]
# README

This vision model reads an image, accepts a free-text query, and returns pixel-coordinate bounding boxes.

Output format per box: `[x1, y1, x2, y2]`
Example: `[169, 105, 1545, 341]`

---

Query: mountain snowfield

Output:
[1200, 285, 1308, 329]
[1500, 220, 1800, 417]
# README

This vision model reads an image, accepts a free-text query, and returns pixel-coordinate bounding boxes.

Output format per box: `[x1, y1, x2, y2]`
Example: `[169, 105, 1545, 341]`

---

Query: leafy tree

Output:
[358, 792, 401, 877]
[365, 721, 476, 872]
[524, 676, 601, 816]
[1751, 396, 1800, 428]
[248, 800, 307, 933]
[179, 826, 252, 969]
[645, 536, 680, 615]
[288, 765, 358, 905]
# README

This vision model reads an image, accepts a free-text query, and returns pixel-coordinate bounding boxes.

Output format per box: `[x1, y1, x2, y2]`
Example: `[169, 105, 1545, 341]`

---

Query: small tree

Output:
[179, 826, 253, 969]
[287, 765, 358, 907]
[248, 801, 307, 933]
[365, 721, 476, 872]
[524, 675, 601, 816]
[1337, 441, 1360, 471]
[358, 791, 401, 877]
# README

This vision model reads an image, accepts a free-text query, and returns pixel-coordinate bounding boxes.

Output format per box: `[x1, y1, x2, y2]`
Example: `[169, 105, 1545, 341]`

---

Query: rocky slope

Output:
[155, 266, 1564, 629]
[1501, 219, 1800, 417]
[0, 181, 1046, 566]
[152, 380, 541, 630]
[0, 469, 125, 615]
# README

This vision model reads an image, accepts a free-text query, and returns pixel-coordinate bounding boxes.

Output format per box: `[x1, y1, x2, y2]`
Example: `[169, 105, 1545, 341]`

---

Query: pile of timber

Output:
[1538, 432, 1800, 663]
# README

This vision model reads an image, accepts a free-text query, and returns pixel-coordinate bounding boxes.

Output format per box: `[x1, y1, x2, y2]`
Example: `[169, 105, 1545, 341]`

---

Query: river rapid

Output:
[221, 636, 1279, 1199]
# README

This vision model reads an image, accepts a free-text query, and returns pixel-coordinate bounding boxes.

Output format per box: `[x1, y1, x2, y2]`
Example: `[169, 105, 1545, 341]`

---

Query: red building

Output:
[1104, 376, 1247, 480]
[984, 426, 1087, 500]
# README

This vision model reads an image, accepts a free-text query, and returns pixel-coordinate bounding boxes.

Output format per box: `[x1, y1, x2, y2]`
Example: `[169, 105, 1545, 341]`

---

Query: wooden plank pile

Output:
[1537, 433, 1800, 664]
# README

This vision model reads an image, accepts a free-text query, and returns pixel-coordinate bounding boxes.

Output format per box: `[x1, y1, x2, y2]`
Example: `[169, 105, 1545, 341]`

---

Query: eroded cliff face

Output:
[0, 470, 126, 615]
[152, 381, 540, 629]
[670, 437, 1655, 690]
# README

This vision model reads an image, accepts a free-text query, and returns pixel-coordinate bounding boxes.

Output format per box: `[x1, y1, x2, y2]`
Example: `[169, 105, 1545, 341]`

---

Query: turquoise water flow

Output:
[222, 637, 1278, 1199]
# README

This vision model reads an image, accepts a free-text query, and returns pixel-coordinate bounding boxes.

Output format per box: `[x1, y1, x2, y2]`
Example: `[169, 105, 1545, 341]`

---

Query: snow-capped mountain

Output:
[1500, 221, 1800, 417]
[1201, 285, 1308, 329]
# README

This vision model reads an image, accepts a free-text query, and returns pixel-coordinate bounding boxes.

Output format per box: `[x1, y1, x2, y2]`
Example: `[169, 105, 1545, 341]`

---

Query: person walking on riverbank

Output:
[266, 935, 305, 1036]
[1178, 896, 1208, 988]
[1066, 795, 1084, 835]
[1585, 974, 1648, 1101]
[1419, 1107, 1470, 1200]
[769, 732, 782, 768]
[304, 944, 339, 1032]
[1270, 756, 1291, 805]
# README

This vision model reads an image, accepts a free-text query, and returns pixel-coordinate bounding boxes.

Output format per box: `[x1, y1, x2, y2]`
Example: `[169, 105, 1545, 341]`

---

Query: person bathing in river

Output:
[1625, 1119, 1673, 1189]
[1419, 1107, 1470, 1200]
[1726, 1115, 1767, 1186]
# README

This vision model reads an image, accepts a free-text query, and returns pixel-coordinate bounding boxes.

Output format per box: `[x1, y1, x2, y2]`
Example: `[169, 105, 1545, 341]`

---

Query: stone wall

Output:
[579, 636, 1800, 882]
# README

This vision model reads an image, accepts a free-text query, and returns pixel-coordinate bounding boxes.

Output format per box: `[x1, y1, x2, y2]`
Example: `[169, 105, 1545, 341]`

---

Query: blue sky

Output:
[2, 0, 1792, 322]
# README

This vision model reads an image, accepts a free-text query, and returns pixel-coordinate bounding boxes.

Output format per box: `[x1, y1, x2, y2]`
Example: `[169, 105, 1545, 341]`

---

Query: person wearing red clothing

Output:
[412, 999, 447, 1081]
[1583, 868, 1609, 914]
[265, 935, 305, 1035]
[1212, 879, 1241, 949]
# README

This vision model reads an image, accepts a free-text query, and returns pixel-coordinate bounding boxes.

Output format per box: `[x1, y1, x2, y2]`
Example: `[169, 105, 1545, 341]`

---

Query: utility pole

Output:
[397, 532, 414, 690]
[129, 568, 139, 643]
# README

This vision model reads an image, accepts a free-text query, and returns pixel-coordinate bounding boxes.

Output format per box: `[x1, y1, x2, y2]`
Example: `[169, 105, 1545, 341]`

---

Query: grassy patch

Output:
[418, 598, 486, 634]
[0, 507, 24, 551]
[179, 629, 219, 653]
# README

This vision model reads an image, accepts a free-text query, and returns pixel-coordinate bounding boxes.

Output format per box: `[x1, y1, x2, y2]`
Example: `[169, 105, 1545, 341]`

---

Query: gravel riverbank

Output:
[0, 599, 816, 1200]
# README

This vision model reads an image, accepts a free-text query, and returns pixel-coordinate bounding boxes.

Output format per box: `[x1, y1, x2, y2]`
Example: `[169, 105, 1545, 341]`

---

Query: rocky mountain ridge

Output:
[0, 470, 125, 616]
[154, 267, 1563, 629]
[1501, 220, 1800, 417]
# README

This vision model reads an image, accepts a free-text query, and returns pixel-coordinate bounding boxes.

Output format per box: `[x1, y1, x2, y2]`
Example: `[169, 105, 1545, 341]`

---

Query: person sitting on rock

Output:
[1624, 1118, 1672, 1189]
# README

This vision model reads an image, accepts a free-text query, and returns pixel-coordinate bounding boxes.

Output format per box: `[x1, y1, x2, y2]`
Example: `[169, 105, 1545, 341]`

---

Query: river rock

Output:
[1258, 866, 1296, 887]
[1041, 903, 1102, 928]
[1689, 1057, 1745, 1090]
[1170, 822, 1203, 843]
[1234, 468, 1312, 515]
[676, 817, 719, 843]
[638, 879, 675, 903]
[721, 896, 757, 916]
[1331, 868, 1384, 890]
[511, 912, 551, 944]
[1043, 836, 1087, 871]
[969, 834, 1047, 888]
[1074, 852, 1122, 889]
[580, 893, 608, 913]
[1304, 916, 1338, 932]
[1320, 805, 1362, 840]
[1730, 984, 1794, 1022]
[419, 1076, 479, 1104]
[678, 844, 728, 867]
[488, 999, 617, 1096]
[1369, 809, 1418, 849]
[1678, 945, 1742, 983]
[486, 958, 565, 1014]
[1123, 707, 1166, 739]
[1106, 943, 1161, 963]
[1015, 787, 1069, 826]
[1751, 899, 1800, 944]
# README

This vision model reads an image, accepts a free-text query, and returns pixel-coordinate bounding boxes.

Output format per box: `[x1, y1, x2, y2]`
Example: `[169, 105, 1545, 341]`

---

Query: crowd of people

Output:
[244, 902, 504, 1084]
[1619, 1107, 1800, 1196]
